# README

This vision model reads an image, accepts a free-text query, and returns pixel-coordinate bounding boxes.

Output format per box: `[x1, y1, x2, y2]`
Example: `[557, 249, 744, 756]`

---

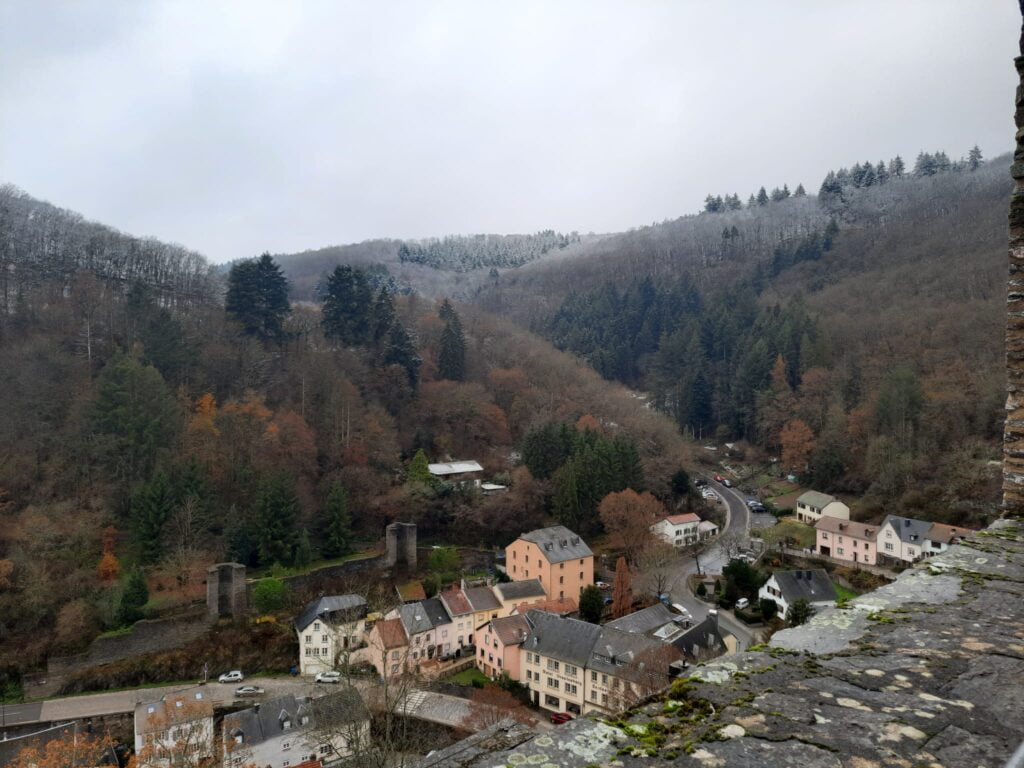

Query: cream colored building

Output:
[505, 525, 594, 602]
[294, 595, 369, 676]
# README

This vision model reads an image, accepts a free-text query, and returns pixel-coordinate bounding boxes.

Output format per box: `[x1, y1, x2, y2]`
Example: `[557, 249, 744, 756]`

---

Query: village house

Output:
[759, 569, 838, 617]
[605, 604, 731, 660]
[924, 522, 973, 557]
[222, 690, 369, 768]
[427, 460, 484, 487]
[294, 595, 369, 676]
[584, 627, 684, 716]
[815, 517, 879, 565]
[877, 516, 932, 564]
[476, 613, 531, 680]
[650, 513, 701, 548]
[795, 491, 850, 525]
[438, 584, 476, 652]
[505, 525, 594, 602]
[492, 579, 547, 614]
[698, 520, 720, 540]
[396, 597, 453, 662]
[463, 583, 503, 635]
[366, 617, 409, 678]
[134, 688, 215, 768]
[520, 611, 602, 715]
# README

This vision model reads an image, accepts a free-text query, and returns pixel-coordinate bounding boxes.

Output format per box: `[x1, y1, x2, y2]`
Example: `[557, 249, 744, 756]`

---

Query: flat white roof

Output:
[481, 483, 507, 490]
[428, 461, 483, 476]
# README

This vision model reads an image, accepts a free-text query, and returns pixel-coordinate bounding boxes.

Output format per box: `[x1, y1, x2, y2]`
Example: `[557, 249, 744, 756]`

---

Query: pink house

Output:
[476, 614, 530, 680]
[815, 517, 878, 565]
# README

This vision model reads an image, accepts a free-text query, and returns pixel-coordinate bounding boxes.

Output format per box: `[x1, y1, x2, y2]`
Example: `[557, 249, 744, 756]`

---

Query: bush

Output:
[759, 598, 778, 621]
[735, 607, 762, 625]
[252, 577, 288, 614]
[696, 582, 707, 597]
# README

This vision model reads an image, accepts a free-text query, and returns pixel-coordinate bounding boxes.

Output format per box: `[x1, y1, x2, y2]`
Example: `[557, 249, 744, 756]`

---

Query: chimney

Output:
[708, 609, 718, 629]
[904, 519, 911, 527]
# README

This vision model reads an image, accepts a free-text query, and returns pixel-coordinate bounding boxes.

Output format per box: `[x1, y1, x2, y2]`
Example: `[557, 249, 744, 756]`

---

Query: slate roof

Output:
[375, 618, 408, 649]
[882, 515, 933, 544]
[464, 585, 501, 612]
[428, 461, 483, 476]
[439, 586, 473, 616]
[399, 598, 451, 636]
[518, 525, 593, 564]
[588, 627, 683, 685]
[489, 614, 532, 646]
[605, 604, 680, 636]
[494, 579, 546, 601]
[671, 615, 728, 661]
[770, 569, 838, 603]
[815, 516, 878, 540]
[797, 491, 836, 509]
[293, 594, 367, 631]
[521, 611, 602, 667]
[224, 690, 366, 748]
[422, 596, 452, 627]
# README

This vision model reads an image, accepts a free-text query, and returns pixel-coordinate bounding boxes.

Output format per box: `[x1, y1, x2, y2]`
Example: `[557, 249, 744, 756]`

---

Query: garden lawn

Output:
[446, 668, 490, 687]
[771, 518, 817, 549]
[834, 583, 858, 602]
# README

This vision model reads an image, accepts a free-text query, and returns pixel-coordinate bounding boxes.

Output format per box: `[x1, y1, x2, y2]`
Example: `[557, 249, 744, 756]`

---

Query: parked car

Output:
[694, 479, 708, 488]
[714, 474, 725, 483]
[218, 670, 244, 683]
[234, 685, 264, 696]
[315, 671, 342, 684]
[595, 580, 610, 590]
[550, 712, 574, 725]
[722, 478, 733, 488]
[658, 593, 670, 605]
[603, 597, 614, 605]
[735, 598, 750, 610]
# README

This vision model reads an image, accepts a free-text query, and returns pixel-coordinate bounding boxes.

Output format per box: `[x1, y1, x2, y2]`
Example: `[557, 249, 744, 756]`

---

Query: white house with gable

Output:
[428, 460, 484, 487]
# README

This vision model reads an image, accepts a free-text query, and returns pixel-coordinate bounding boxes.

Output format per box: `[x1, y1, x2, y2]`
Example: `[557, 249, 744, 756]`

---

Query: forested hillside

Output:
[275, 230, 592, 302]
[475, 151, 1011, 527]
[0, 197, 687, 680]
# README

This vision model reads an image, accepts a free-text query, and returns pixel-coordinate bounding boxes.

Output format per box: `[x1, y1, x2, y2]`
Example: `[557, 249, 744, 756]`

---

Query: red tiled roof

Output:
[376, 618, 408, 649]
[439, 585, 473, 616]
[928, 523, 974, 544]
[815, 516, 877, 540]
[663, 514, 700, 525]
[513, 597, 578, 616]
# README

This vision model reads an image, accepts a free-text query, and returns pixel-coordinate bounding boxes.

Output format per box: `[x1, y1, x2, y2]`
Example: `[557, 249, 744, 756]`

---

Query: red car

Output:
[550, 712, 574, 724]
[714, 474, 725, 483]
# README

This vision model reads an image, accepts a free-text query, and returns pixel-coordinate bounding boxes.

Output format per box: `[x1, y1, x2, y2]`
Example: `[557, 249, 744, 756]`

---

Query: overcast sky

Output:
[0, 2, 1018, 263]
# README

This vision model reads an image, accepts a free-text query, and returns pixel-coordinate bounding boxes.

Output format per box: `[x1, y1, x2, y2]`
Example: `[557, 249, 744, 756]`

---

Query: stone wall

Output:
[1005, 11, 1024, 514]
[46, 610, 209, 678]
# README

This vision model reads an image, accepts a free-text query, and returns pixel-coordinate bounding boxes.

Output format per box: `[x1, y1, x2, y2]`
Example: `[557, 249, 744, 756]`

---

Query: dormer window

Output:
[283, 720, 292, 730]
[147, 706, 155, 714]
[300, 716, 309, 726]
[176, 701, 183, 708]
[234, 734, 243, 745]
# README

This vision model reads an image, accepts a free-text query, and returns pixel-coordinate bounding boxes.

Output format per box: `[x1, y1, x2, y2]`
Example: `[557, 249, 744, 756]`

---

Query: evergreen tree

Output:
[747, 194, 757, 207]
[875, 160, 889, 185]
[787, 598, 813, 626]
[579, 585, 604, 624]
[703, 195, 722, 213]
[140, 308, 190, 383]
[408, 449, 434, 485]
[132, 471, 175, 564]
[889, 155, 905, 178]
[968, 144, 983, 171]
[934, 151, 951, 172]
[225, 253, 290, 341]
[860, 162, 876, 187]
[322, 481, 353, 558]
[552, 463, 582, 530]
[381, 321, 421, 388]
[293, 529, 312, 568]
[817, 171, 843, 207]
[756, 187, 769, 206]
[913, 152, 937, 177]
[522, 422, 575, 479]
[793, 183, 806, 197]
[370, 287, 396, 344]
[94, 355, 181, 482]
[116, 570, 149, 626]
[726, 193, 743, 210]
[255, 473, 299, 566]
[437, 300, 466, 381]
[322, 265, 373, 345]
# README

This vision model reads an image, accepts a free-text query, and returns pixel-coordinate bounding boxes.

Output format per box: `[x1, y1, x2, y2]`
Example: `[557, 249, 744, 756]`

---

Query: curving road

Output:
[659, 476, 759, 651]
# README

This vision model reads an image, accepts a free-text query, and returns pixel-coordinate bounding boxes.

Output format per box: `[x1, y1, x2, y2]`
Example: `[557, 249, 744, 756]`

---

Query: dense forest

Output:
[0, 195, 688, 680]
[477, 149, 1010, 526]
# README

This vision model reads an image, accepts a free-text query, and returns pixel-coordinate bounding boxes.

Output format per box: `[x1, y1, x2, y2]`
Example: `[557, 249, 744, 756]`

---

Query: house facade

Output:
[584, 628, 683, 716]
[476, 614, 531, 680]
[877, 516, 932, 564]
[505, 525, 594, 602]
[492, 579, 547, 614]
[294, 595, 368, 676]
[650, 514, 701, 548]
[397, 597, 453, 663]
[223, 690, 369, 768]
[464, 584, 503, 636]
[759, 569, 838, 617]
[815, 518, 878, 565]
[134, 688, 215, 767]
[438, 585, 476, 652]
[366, 617, 409, 678]
[795, 491, 850, 525]
[520, 612, 601, 715]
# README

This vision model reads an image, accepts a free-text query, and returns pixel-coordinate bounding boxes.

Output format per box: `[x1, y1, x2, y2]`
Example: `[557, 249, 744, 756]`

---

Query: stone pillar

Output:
[1006, 9, 1024, 517]
[383, 522, 417, 570]
[206, 562, 247, 619]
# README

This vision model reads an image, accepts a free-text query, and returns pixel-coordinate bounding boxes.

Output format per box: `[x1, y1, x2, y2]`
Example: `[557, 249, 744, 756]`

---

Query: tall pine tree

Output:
[322, 265, 374, 345]
[255, 473, 299, 566]
[322, 481, 353, 558]
[226, 253, 291, 341]
[437, 299, 466, 381]
[381, 321, 421, 388]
